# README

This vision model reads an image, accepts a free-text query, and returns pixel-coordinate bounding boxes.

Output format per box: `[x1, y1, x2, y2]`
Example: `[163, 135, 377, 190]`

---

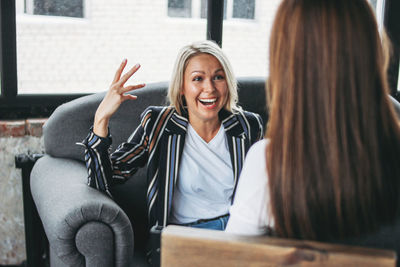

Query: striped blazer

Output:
[81, 106, 263, 228]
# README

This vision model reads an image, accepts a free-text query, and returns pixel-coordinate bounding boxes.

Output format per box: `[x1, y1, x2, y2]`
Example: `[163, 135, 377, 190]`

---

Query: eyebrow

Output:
[190, 68, 224, 75]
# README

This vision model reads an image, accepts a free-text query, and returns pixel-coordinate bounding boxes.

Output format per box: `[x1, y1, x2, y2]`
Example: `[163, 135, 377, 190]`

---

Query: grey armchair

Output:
[30, 77, 268, 267]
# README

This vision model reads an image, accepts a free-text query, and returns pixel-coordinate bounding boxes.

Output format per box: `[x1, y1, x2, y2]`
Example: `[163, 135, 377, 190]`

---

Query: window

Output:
[168, 0, 191, 18]
[222, 0, 280, 78]
[25, 0, 84, 18]
[170, 0, 255, 20]
[232, 0, 255, 19]
[16, 0, 205, 94]
[2, 0, 399, 118]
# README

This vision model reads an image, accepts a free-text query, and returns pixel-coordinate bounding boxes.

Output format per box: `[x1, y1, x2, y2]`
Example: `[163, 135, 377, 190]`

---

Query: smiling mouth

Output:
[198, 98, 217, 106]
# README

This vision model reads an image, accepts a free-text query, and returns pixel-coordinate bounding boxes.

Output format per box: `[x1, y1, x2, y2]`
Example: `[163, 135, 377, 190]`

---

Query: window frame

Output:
[0, 0, 399, 119]
[0, 0, 88, 119]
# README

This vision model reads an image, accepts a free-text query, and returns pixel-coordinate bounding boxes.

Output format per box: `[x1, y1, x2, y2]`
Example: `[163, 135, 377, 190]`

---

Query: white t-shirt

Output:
[225, 139, 273, 235]
[169, 124, 234, 224]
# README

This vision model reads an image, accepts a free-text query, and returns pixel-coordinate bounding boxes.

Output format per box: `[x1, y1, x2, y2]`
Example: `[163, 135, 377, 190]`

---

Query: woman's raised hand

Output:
[93, 59, 145, 137]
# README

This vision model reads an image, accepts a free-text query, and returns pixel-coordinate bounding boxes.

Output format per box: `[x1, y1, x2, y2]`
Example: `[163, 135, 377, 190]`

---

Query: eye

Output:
[214, 74, 225, 80]
[193, 76, 203, 82]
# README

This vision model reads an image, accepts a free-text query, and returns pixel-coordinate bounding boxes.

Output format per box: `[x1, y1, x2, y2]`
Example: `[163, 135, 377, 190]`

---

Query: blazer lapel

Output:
[220, 110, 249, 203]
[159, 110, 188, 226]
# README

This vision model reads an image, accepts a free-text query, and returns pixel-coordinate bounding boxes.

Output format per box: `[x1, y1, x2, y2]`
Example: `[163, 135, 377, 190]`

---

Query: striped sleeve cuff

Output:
[77, 126, 112, 151]
[77, 126, 114, 195]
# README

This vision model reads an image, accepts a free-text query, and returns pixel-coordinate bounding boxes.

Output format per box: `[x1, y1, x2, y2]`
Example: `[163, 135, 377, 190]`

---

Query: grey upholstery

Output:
[30, 77, 267, 267]
[30, 77, 400, 266]
[31, 157, 136, 267]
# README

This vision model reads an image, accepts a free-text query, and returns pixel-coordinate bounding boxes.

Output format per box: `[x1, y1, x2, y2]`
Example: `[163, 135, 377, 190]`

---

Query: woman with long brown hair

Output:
[226, 0, 400, 241]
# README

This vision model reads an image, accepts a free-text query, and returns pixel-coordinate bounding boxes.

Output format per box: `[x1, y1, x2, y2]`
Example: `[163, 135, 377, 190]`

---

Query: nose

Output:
[203, 78, 215, 93]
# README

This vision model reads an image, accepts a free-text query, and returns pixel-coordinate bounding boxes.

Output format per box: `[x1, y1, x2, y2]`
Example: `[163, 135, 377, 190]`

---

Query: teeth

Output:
[199, 98, 216, 103]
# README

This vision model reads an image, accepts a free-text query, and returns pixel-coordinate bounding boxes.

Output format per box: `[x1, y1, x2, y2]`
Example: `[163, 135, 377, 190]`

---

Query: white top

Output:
[169, 124, 234, 224]
[225, 139, 273, 235]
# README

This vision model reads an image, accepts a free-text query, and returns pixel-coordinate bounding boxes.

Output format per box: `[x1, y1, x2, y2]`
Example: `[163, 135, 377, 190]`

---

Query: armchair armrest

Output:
[30, 155, 134, 267]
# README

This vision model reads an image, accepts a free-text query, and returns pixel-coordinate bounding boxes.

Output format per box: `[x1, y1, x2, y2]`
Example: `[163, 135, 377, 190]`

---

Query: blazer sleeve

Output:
[79, 107, 153, 197]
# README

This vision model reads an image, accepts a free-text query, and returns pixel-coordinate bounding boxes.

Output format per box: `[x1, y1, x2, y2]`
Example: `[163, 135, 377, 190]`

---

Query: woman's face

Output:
[182, 53, 228, 126]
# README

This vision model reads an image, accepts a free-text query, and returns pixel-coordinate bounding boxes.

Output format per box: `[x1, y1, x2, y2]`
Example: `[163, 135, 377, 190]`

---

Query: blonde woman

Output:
[81, 40, 263, 232]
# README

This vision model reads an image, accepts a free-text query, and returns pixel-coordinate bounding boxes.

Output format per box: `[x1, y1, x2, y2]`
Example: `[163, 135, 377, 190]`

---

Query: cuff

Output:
[76, 126, 112, 150]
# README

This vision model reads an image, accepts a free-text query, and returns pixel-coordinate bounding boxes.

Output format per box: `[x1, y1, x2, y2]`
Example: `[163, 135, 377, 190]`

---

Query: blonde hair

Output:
[167, 40, 239, 115]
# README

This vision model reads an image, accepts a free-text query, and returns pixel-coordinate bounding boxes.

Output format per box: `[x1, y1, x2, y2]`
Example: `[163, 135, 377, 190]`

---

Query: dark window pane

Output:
[200, 0, 227, 19]
[233, 0, 255, 19]
[33, 0, 83, 18]
[168, 0, 192, 18]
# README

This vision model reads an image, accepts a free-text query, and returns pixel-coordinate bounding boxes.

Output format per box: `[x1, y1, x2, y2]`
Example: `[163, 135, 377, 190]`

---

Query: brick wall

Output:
[0, 119, 47, 138]
[0, 119, 46, 265]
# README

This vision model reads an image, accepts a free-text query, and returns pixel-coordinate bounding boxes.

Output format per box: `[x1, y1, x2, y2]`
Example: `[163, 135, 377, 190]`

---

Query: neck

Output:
[189, 118, 221, 143]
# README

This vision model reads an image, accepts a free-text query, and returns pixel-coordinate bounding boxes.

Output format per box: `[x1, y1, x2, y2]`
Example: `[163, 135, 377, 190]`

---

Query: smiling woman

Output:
[79, 40, 263, 259]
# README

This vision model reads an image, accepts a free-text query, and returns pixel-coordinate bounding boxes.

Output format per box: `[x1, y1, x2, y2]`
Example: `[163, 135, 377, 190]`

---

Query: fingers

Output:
[120, 83, 145, 102]
[122, 94, 138, 101]
[119, 83, 146, 94]
[113, 59, 127, 84]
[119, 63, 141, 86]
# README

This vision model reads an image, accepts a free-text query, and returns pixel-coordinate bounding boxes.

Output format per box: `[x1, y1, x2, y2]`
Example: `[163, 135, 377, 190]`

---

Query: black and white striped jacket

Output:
[81, 106, 263, 228]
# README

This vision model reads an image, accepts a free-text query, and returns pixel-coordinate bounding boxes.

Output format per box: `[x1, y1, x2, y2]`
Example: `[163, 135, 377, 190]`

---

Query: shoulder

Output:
[234, 109, 264, 141]
[234, 139, 269, 201]
[140, 106, 176, 125]
[246, 139, 269, 162]
[141, 106, 174, 116]
[226, 138, 271, 235]
[237, 110, 263, 129]
[240, 109, 262, 120]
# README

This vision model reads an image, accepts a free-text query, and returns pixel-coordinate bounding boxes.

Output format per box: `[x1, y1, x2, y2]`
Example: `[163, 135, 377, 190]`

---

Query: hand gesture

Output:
[94, 59, 145, 137]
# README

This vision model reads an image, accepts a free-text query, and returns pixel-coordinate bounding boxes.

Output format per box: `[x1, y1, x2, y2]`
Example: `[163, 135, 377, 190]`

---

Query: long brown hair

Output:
[267, 0, 400, 241]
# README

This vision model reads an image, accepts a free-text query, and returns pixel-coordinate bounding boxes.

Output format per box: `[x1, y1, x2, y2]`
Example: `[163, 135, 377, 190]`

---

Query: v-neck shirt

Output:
[169, 123, 234, 224]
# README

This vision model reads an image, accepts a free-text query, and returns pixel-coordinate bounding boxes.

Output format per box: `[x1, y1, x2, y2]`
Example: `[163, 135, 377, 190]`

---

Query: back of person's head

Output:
[168, 40, 238, 115]
[266, 0, 400, 241]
